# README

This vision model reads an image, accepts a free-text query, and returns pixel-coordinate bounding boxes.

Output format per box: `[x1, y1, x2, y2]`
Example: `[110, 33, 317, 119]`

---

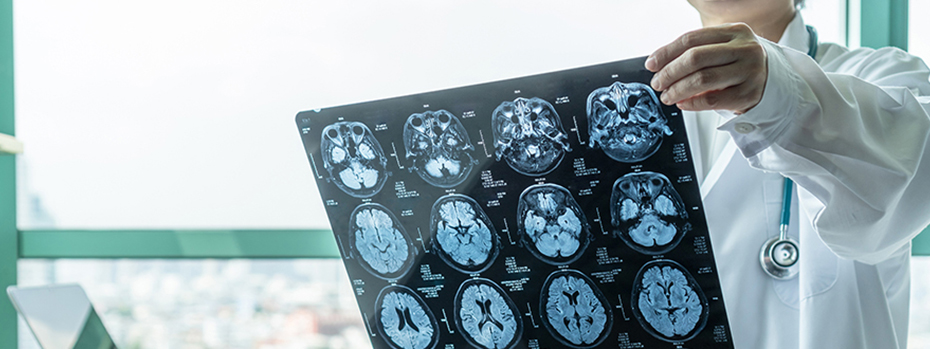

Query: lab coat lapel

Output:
[700, 139, 739, 199]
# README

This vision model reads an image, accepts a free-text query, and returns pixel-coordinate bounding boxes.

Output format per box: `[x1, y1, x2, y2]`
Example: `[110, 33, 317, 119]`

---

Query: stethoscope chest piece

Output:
[759, 175, 802, 280]
[760, 236, 799, 280]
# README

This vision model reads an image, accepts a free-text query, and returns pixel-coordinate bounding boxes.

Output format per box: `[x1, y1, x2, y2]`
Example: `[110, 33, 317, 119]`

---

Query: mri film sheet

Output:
[297, 56, 734, 349]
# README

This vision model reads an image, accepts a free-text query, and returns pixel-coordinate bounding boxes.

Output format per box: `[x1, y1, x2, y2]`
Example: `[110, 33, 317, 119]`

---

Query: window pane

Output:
[13, 1, 850, 229]
[17, 259, 369, 349]
[911, 257, 930, 349]
[13, 1, 703, 229]
[909, 0, 930, 58]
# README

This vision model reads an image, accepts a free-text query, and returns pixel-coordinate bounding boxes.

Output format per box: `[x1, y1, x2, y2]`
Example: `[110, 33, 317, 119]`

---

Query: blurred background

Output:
[6, 0, 927, 348]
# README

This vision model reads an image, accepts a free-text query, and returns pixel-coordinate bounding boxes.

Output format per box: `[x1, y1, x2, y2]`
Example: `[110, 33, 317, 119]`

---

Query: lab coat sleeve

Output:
[718, 39, 930, 264]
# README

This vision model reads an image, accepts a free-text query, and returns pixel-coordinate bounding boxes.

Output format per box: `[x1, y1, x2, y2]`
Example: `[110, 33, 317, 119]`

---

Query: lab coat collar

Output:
[778, 12, 810, 56]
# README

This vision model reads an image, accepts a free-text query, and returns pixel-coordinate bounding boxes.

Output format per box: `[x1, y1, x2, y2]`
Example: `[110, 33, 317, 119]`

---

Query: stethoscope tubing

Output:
[759, 25, 818, 280]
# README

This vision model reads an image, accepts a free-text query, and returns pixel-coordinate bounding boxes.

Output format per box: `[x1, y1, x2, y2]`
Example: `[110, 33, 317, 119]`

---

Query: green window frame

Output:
[0, 0, 926, 346]
[1, 0, 17, 346]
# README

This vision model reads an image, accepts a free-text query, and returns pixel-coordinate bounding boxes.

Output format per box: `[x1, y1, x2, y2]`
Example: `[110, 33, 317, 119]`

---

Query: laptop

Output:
[7, 284, 117, 349]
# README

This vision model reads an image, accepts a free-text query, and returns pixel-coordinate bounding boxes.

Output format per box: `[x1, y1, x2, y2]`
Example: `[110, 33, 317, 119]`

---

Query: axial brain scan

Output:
[403, 110, 475, 188]
[455, 279, 521, 349]
[377, 286, 439, 349]
[586, 81, 672, 163]
[430, 194, 499, 274]
[349, 203, 413, 279]
[611, 171, 690, 254]
[541, 270, 612, 348]
[321, 121, 389, 197]
[632, 260, 708, 342]
[492, 97, 571, 176]
[517, 184, 590, 264]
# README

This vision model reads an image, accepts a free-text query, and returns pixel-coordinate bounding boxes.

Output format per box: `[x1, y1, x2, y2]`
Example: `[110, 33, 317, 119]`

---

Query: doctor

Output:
[646, 0, 930, 348]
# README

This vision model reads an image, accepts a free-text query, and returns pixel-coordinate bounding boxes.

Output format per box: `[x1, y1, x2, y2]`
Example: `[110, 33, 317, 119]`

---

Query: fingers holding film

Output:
[675, 83, 761, 113]
[650, 43, 739, 92]
[645, 26, 736, 72]
[658, 63, 748, 105]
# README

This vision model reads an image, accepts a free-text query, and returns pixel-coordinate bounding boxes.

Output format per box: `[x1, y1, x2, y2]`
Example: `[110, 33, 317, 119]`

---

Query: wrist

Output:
[718, 38, 805, 158]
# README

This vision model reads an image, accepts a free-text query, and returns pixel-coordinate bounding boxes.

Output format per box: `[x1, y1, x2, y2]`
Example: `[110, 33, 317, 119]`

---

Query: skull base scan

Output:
[376, 285, 440, 349]
[321, 121, 390, 197]
[632, 260, 709, 342]
[454, 279, 522, 349]
[349, 203, 414, 280]
[517, 183, 591, 265]
[492, 97, 571, 176]
[611, 171, 690, 255]
[586, 82, 673, 163]
[430, 194, 500, 274]
[403, 110, 475, 188]
[540, 270, 612, 348]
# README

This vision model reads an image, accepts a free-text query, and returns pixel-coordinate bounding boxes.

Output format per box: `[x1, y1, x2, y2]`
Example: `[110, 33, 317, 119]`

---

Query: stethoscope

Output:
[758, 25, 818, 280]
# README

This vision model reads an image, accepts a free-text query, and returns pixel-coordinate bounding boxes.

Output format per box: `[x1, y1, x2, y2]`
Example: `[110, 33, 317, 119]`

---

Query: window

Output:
[17, 259, 368, 349]
[908, 0, 929, 58]
[10, 2, 704, 347]
[13, 0, 705, 229]
[913, 257, 930, 348]
[13, 1, 848, 229]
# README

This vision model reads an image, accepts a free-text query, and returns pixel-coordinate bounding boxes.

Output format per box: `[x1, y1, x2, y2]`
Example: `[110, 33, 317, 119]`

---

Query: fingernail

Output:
[650, 76, 661, 91]
[645, 56, 657, 71]
[660, 94, 671, 105]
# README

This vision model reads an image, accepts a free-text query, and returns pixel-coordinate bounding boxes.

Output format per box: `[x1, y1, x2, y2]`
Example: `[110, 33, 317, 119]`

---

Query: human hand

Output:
[645, 23, 767, 114]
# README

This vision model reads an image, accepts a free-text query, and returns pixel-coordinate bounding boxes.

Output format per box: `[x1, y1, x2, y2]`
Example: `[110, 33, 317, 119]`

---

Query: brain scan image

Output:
[403, 110, 475, 188]
[376, 285, 439, 349]
[611, 171, 691, 255]
[492, 97, 571, 176]
[586, 81, 673, 163]
[631, 260, 709, 342]
[540, 270, 612, 348]
[349, 203, 414, 280]
[430, 194, 500, 274]
[454, 279, 522, 349]
[517, 184, 591, 265]
[321, 121, 389, 197]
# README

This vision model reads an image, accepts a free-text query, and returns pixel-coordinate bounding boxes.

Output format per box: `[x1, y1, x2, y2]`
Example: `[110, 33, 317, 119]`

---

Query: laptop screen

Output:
[7, 284, 117, 349]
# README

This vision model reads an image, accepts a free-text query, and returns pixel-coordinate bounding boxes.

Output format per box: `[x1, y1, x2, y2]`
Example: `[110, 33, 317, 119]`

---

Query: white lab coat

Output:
[684, 14, 930, 349]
